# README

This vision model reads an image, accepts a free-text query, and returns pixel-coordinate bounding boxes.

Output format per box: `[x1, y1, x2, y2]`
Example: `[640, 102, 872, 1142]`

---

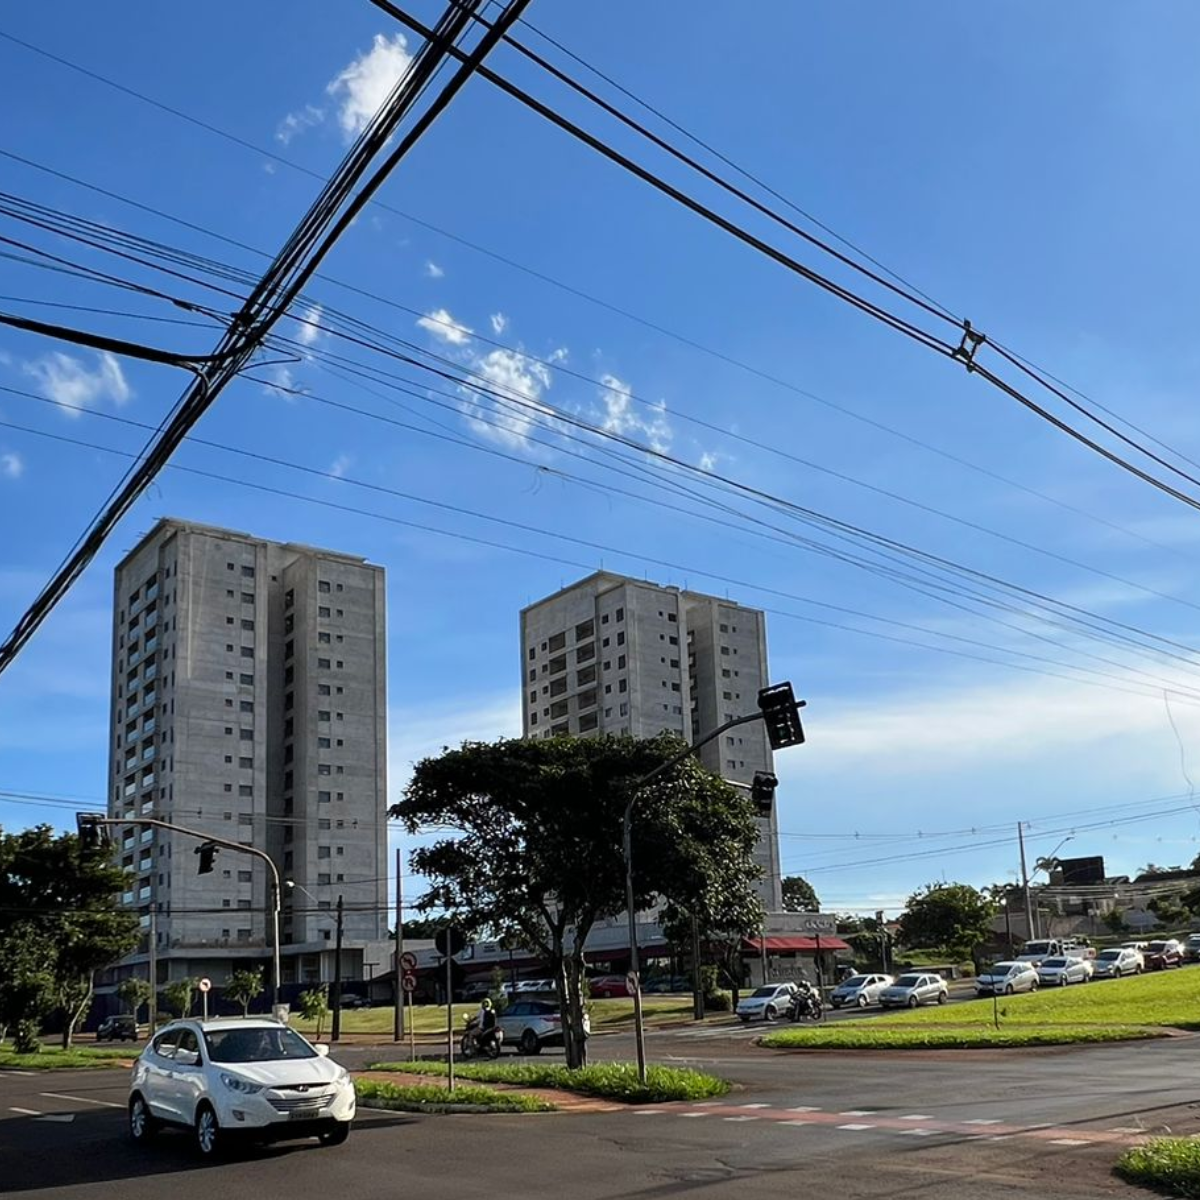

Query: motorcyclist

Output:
[471, 997, 498, 1051]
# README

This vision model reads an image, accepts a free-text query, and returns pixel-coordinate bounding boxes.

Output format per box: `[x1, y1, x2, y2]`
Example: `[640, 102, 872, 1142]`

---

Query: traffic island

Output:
[355, 1078, 557, 1114]
[1116, 1138, 1200, 1197]
[0, 1047, 138, 1070]
[760, 1024, 1165, 1050]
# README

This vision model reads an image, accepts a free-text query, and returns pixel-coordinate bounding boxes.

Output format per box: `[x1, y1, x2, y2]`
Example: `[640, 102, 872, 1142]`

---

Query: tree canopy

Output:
[0, 825, 139, 1048]
[897, 882, 995, 962]
[392, 733, 763, 1067]
[780, 875, 820, 913]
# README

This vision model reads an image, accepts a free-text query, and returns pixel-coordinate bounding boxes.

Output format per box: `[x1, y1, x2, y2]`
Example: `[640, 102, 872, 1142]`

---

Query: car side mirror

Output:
[175, 1049, 199, 1067]
[314, 1043, 329, 1058]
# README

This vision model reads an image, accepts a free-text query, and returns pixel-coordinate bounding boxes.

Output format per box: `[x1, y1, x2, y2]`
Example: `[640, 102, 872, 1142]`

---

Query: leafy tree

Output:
[225, 967, 265, 1017]
[780, 875, 820, 913]
[117, 977, 152, 1021]
[0, 825, 139, 1048]
[163, 977, 198, 1018]
[897, 882, 995, 962]
[297, 985, 329, 1040]
[393, 734, 763, 1069]
[391, 916, 450, 941]
[0, 924, 54, 1048]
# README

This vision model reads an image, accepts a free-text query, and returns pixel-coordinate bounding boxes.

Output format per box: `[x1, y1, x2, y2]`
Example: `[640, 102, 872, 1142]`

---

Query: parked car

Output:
[128, 1018, 354, 1157]
[878, 973, 948, 1009]
[588, 975, 631, 999]
[339, 994, 372, 1009]
[1093, 947, 1144, 979]
[976, 961, 1040, 996]
[515, 979, 555, 995]
[1184, 934, 1200, 963]
[1143, 940, 1184, 971]
[497, 999, 589, 1055]
[829, 974, 893, 1009]
[1036, 956, 1093, 987]
[644, 976, 692, 994]
[97, 1015, 140, 1042]
[735, 983, 797, 1022]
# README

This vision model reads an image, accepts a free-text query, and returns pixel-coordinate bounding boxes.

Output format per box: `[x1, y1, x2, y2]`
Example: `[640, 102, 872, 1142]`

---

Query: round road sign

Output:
[625, 971, 638, 996]
[197, 978, 212, 994]
[399, 951, 418, 972]
[401, 972, 418, 993]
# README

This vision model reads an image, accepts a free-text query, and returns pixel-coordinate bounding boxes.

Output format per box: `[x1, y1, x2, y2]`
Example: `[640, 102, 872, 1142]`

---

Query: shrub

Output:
[1116, 1137, 1200, 1198]
[704, 990, 732, 1012]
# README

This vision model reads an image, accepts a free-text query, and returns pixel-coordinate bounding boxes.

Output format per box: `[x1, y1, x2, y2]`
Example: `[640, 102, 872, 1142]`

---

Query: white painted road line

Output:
[783, 1120, 814, 1128]
[1110, 1126, 1145, 1134]
[633, 1110, 663, 1116]
[739, 1103, 769, 1109]
[963, 1118, 1002, 1125]
[9, 1107, 41, 1116]
[898, 1128, 934, 1137]
[680, 1112, 709, 1118]
[837, 1123, 875, 1131]
[0, 1070, 35, 1077]
[788, 1105, 820, 1112]
[899, 1114, 933, 1121]
[724, 1116, 760, 1122]
[839, 1109, 877, 1117]
[40, 1092, 123, 1109]
[1049, 1139, 1091, 1147]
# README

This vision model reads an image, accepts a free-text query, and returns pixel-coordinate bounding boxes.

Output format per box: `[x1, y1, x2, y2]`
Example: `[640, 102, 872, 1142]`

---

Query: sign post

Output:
[400, 953, 418, 1062]
[198, 977, 212, 1022]
[434, 928, 465, 1094]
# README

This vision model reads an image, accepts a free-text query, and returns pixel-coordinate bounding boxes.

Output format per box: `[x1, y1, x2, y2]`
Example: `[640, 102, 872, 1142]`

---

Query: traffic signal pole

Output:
[623, 686, 806, 1085]
[77, 814, 283, 1009]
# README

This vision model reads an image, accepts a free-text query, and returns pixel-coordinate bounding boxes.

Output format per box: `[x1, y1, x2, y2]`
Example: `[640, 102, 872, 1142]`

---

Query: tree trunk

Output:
[61, 977, 93, 1049]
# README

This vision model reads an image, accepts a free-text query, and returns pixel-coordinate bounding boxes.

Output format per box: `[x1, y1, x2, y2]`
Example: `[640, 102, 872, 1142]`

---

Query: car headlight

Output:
[333, 1066, 351, 1086]
[220, 1072, 263, 1094]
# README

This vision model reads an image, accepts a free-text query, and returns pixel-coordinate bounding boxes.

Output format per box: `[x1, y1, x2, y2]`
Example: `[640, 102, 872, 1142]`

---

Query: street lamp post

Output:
[77, 813, 282, 1008]
[287, 881, 345, 1039]
[622, 683, 806, 1085]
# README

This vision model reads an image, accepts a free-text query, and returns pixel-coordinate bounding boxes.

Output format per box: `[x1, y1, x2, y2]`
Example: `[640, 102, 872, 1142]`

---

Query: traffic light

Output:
[196, 842, 219, 875]
[757, 682, 806, 750]
[750, 771, 778, 817]
[75, 812, 109, 852]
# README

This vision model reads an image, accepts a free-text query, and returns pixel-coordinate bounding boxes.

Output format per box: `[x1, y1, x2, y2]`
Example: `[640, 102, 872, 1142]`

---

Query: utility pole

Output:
[394, 846, 404, 1042]
[691, 914, 703, 1022]
[148, 907, 158, 1037]
[1018, 822, 1036, 941]
[331, 894, 344, 1042]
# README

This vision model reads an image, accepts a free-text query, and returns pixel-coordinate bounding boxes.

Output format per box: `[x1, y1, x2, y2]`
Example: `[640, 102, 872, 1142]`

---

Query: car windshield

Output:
[1022, 942, 1053, 956]
[749, 987, 779, 998]
[204, 1025, 316, 1063]
[1097, 950, 1120, 961]
[1040, 958, 1067, 968]
[986, 963, 1018, 974]
[1146, 943, 1168, 952]
[841, 976, 868, 988]
[894, 974, 920, 987]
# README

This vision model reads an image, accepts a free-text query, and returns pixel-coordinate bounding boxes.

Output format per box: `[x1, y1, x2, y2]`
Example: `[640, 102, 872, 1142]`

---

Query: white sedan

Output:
[736, 983, 797, 1021]
[1037, 956, 1093, 987]
[129, 1018, 355, 1157]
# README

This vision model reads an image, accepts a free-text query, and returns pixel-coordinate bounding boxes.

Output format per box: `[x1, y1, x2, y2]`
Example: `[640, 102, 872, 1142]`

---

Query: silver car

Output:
[1037, 956, 1092, 987]
[497, 999, 589, 1055]
[975, 961, 1039, 996]
[829, 973, 893, 1009]
[878, 973, 948, 1009]
[1093, 947, 1143, 979]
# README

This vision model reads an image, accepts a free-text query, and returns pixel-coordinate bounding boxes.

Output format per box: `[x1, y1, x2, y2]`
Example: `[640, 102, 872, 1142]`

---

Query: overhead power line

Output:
[0, 0, 531, 677]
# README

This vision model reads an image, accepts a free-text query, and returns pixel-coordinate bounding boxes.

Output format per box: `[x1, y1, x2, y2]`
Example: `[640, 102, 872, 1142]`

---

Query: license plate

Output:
[288, 1107, 322, 1121]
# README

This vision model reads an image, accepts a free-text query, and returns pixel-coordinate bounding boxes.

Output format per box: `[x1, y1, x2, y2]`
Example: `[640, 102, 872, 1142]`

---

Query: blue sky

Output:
[4, 2, 1200, 917]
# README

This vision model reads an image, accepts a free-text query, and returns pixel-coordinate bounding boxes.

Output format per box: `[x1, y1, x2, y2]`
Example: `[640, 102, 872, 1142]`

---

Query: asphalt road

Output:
[4, 1028, 1194, 1198]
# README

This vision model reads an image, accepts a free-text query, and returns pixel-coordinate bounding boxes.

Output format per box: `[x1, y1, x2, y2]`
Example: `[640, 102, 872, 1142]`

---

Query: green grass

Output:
[367, 1060, 730, 1104]
[0, 1046, 135, 1070]
[762, 968, 1200, 1049]
[1116, 1138, 1200, 1197]
[354, 1078, 554, 1113]
[291, 995, 691, 1037]
[762, 1024, 1162, 1050]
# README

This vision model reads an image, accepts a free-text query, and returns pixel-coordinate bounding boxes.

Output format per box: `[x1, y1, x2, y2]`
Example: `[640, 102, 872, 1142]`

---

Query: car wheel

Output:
[907, 996, 918, 1008]
[764, 1005, 777, 1022]
[1030, 981, 1038, 992]
[937, 991, 948, 1005]
[1060, 975, 1068, 986]
[128, 1094, 158, 1143]
[318, 1122, 351, 1147]
[194, 1103, 221, 1159]
[520, 1030, 541, 1056]
[1004, 984, 1014, 996]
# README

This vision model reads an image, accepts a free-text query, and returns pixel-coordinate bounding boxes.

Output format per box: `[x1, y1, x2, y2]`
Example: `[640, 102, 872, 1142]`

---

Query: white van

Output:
[1015, 938, 1062, 965]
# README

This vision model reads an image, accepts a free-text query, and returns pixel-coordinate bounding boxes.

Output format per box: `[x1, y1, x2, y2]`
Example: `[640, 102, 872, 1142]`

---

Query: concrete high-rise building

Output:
[106, 518, 388, 991]
[520, 572, 782, 909]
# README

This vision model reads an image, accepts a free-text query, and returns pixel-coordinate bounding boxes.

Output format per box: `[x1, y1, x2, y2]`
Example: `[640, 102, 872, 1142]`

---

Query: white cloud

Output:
[261, 364, 298, 399]
[23, 351, 131, 417]
[490, 312, 508, 335]
[1, 452, 23, 479]
[329, 453, 351, 479]
[276, 103, 324, 145]
[417, 308, 472, 346]
[296, 304, 324, 347]
[389, 692, 521, 783]
[425, 260, 444, 279]
[460, 347, 554, 448]
[698, 450, 719, 472]
[327, 33, 414, 139]
[598, 373, 672, 452]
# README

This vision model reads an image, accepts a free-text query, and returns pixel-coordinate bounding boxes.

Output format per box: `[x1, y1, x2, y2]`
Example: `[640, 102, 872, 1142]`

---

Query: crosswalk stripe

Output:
[837, 1123, 875, 1131]
[40, 1092, 123, 1109]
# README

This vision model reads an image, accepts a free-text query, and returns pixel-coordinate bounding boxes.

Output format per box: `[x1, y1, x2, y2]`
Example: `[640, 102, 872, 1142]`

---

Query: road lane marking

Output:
[680, 1112, 709, 1118]
[788, 1105, 820, 1112]
[837, 1123, 875, 1131]
[898, 1128, 934, 1137]
[839, 1109, 876, 1116]
[739, 1103, 769, 1109]
[0, 1070, 35, 1077]
[1110, 1126, 1145, 1134]
[35, 1114, 75, 1124]
[724, 1116, 759, 1122]
[1049, 1138, 1091, 1147]
[9, 1107, 41, 1116]
[963, 1118, 1002, 1125]
[633, 1110, 663, 1116]
[899, 1114, 933, 1121]
[783, 1120, 814, 1127]
[40, 1092, 123, 1109]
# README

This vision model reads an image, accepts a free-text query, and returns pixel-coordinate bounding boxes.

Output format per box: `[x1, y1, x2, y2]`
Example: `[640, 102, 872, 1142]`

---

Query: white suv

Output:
[129, 1018, 355, 1157]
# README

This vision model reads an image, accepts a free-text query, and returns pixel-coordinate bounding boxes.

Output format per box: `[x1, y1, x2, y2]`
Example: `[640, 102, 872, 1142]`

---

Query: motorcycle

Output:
[461, 1014, 504, 1059]
[787, 983, 824, 1022]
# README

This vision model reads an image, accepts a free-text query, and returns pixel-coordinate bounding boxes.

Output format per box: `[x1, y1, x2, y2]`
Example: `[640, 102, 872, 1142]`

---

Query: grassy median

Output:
[355, 1078, 555, 1113]
[1116, 1138, 1200, 1197]
[368, 1060, 730, 1104]
[762, 969, 1199, 1049]
[0, 1046, 135, 1070]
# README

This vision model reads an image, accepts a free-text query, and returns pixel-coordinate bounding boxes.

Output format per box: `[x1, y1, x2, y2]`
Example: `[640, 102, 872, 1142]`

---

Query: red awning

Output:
[744, 935, 851, 953]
